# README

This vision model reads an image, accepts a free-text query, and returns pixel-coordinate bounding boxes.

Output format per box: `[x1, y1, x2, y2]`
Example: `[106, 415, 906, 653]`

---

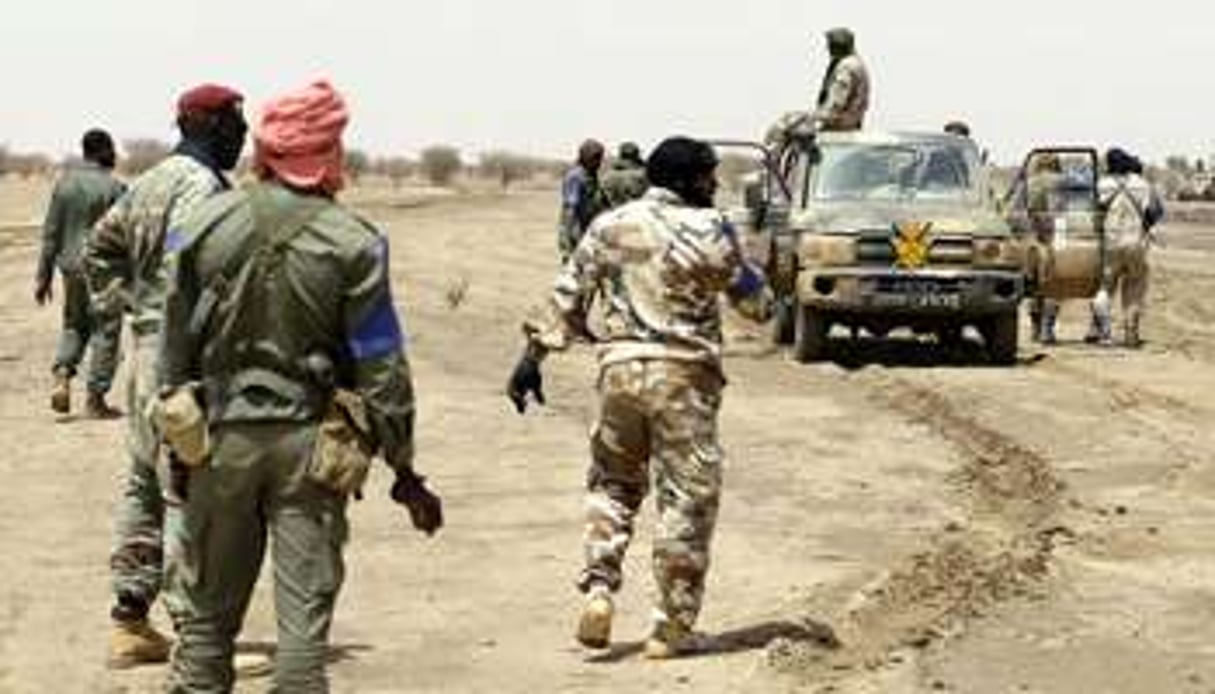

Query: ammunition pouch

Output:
[150, 383, 210, 468]
[308, 389, 375, 496]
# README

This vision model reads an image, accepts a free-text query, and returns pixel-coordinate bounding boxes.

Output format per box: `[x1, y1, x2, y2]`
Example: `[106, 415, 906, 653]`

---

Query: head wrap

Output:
[825, 28, 855, 56]
[1105, 147, 1142, 176]
[646, 136, 717, 196]
[254, 80, 349, 195]
[944, 120, 971, 138]
[177, 84, 243, 117]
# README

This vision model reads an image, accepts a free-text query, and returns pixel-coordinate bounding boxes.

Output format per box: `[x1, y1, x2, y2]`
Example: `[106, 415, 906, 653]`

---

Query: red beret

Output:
[177, 84, 243, 116]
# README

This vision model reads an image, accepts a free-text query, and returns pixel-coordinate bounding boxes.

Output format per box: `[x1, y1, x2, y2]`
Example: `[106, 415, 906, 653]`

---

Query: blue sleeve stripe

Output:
[731, 264, 764, 297]
[165, 228, 187, 253]
[348, 292, 404, 361]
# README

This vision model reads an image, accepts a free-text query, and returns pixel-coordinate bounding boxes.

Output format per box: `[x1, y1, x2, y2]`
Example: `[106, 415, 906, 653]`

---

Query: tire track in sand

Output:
[766, 370, 1070, 688]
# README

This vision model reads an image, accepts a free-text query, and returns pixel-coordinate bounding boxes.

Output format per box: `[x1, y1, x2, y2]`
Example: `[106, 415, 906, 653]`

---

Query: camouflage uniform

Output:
[527, 187, 771, 636]
[36, 162, 126, 396]
[160, 182, 417, 692]
[84, 146, 231, 619]
[600, 159, 647, 209]
[1091, 172, 1163, 345]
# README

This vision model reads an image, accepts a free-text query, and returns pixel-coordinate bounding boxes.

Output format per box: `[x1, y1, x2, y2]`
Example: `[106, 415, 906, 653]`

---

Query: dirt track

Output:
[2, 180, 1215, 693]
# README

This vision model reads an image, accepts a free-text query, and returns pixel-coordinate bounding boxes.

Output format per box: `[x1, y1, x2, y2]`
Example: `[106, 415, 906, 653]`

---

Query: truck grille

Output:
[855, 230, 974, 266]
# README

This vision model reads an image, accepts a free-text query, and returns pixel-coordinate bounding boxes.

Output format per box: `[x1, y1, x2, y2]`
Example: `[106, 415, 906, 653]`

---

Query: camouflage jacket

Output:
[36, 162, 126, 283]
[85, 147, 228, 334]
[161, 182, 416, 473]
[815, 55, 870, 132]
[601, 161, 648, 208]
[528, 187, 772, 374]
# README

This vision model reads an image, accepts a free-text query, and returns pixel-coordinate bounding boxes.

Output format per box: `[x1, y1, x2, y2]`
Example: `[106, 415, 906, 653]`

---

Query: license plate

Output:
[869, 279, 962, 309]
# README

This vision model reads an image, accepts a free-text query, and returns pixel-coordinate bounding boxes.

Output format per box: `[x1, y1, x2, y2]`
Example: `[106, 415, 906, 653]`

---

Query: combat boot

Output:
[643, 621, 706, 660]
[108, 619, 172, 669]
[1036, 301, 1059, 345]
[85, 391, 123, 420]
[1036, 317, 1057, 346]
[50, 370, 71, 414]
[575, 585, 614, 649]
[1084, 311, 1113, 345]
[1124, 318, 1143, 349]
[1085, 290, 1113, 345]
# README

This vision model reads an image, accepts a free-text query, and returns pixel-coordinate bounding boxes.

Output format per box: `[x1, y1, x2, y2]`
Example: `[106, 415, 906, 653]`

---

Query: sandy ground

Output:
[2, 178, 1215, 693]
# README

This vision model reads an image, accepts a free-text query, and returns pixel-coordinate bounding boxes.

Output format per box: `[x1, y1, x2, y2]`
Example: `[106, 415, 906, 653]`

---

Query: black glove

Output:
[506, 353, 545, 414]
[33, 278, 52, 306]
[390, 471, 443, 536]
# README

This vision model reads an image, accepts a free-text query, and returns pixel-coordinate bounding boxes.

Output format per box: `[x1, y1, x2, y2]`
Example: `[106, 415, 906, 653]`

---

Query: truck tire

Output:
[794, 304, 830, 363]
[774, 296, 796, 345]
[983, 310, 1019, 366]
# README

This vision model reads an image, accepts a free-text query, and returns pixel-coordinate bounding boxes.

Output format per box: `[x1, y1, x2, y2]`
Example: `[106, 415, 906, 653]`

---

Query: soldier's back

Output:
[184, 183, 387, 422]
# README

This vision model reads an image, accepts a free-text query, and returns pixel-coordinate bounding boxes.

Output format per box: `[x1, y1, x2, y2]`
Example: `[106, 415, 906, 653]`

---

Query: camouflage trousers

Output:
[52, 270, 120, 394]
[579, 359, 724, 633]
[1091, 241, 1150, 344]
[110, 331, 165, 618]
[165, 422, 347, 694]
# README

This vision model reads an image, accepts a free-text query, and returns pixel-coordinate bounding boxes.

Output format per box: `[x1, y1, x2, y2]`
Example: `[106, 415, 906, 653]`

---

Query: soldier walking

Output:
[84, 84, 248, 667]
[34, 128, 126, 417]
[557, 139, 607, 261]
[1086, 147, 1164, 347]
[508, 136, 772, 658]
[814, 27, 870, 132]
[158, 80, 442, 692]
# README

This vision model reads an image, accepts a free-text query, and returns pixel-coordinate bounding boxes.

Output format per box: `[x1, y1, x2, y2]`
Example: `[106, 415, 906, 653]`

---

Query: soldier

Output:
[158, 79, 442, 692]
[34, 128, 126, 417]
[84, 83, 248, 668]
[813, 28, 870, 132]
[507, 136, 772, 658]
[600, 141, 647, 208]
[1086, 147, 1164, 347]
[1024, 153, 1067, 344]
[557, 139, 607, 261]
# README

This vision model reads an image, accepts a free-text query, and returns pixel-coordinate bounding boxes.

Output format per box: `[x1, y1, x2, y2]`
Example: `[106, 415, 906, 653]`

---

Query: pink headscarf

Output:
[254, 80, 349, 195]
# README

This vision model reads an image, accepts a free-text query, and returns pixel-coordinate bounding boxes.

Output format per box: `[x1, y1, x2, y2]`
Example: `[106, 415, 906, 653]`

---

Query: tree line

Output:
[0, 141, 567, 189]
[2, 141, 1213, 200]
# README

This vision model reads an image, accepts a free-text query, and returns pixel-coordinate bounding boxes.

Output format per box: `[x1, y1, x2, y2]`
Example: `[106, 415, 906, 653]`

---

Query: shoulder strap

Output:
[186, 186, 327, 341]
[1106, 178, 1149, 232]
[218, 185, 327, 284]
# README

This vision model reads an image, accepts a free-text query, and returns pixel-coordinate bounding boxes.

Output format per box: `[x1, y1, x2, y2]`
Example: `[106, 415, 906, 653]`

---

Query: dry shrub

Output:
[420, 146, 462, 187]
[121, 139, 171, 176]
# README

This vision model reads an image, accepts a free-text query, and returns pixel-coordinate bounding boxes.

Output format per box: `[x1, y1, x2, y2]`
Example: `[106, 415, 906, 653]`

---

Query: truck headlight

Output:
[800, 235, 856, 266]
[973, 238, 1023, 268]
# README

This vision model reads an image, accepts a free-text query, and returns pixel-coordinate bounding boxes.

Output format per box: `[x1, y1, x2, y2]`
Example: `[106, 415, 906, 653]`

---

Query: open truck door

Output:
[1005, 147, 1105, 299]
[709, 140, 796, 341]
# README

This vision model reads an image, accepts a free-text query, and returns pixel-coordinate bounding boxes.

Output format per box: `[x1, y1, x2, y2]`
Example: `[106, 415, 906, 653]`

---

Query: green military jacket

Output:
[600, 161, 648, 209]
[161, 182, 417, 473]
[36, 162, 126, 283]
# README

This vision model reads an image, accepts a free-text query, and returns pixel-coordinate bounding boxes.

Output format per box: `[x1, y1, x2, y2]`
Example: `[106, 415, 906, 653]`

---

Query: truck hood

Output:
[790, 200, 1010, 237]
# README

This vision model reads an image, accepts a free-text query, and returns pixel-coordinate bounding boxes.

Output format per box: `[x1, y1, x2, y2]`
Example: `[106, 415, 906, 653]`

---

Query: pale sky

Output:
[3, 0, 1212, 165]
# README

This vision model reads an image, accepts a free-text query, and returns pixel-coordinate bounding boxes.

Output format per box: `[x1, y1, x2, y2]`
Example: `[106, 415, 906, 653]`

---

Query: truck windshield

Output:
[805, 142, 978, 204]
